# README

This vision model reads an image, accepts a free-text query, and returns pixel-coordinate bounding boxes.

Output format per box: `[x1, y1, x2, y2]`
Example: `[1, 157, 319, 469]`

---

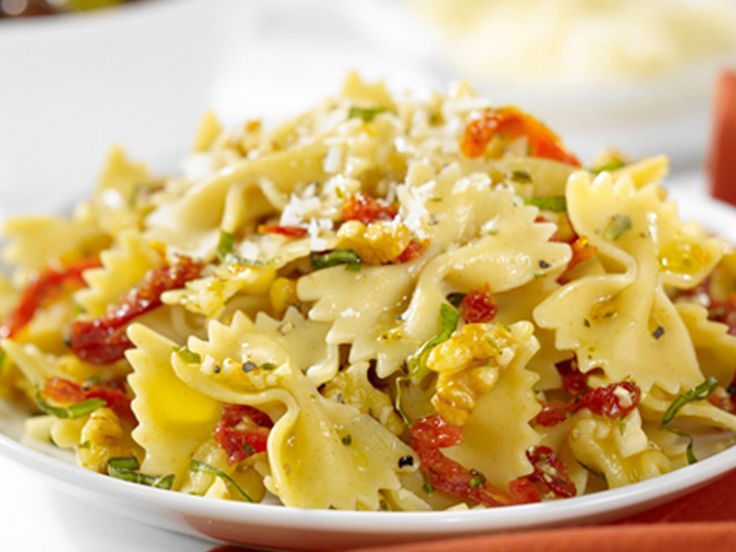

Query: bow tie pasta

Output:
[3, 74, 736, 510]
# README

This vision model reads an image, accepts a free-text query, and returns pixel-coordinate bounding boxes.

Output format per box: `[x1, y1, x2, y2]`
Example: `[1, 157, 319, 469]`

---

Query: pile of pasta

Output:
[2, 74, 736, 510]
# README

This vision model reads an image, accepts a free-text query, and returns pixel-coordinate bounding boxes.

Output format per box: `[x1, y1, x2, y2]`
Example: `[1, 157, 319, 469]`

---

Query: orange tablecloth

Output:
[353, 470, 736, 552]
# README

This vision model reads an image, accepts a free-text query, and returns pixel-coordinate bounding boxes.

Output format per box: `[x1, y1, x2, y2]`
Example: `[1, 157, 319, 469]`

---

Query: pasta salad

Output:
[1, 74, 735, 511]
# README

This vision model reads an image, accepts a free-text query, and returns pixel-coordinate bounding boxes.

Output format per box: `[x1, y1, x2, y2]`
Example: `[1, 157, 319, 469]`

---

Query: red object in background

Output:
[710, 70, 736, 206]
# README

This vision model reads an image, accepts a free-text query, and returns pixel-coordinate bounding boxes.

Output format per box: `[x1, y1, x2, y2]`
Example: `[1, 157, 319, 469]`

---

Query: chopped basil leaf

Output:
[260, 362, 277, 371]
[394, 374, 412, 427]
[664, 428, 698, 465]
[217, 230, 235, 260]
[422, 473, 434, 495]
[662, 377, 718, 425]
[446, 292, 466, 308]
[526, 196, 567, 212]
[593, 160, 627, 174]
[509, 170, 533, 184]
[108, 456, 174, 490]
[310, 249, 362, 272]
[174, 346, 201, 364]
[348, 106, 388, 122]
[407, 304, 460, 379]
[577, 460, 606, 481]
[35, 391, 106, 420]
[604, 214, 632, 241]
[190, 459, 253, 502]
[108, 456, 140, 471]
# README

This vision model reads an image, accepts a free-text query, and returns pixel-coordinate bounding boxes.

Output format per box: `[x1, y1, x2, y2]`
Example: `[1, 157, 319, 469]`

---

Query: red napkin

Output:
[352, 470, 736, 552]
[710, 69, 736, 206]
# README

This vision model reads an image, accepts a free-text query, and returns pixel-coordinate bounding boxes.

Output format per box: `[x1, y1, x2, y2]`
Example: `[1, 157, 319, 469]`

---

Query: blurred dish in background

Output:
[406, 0, 736, 166]
[412, 0, 736, 85]
[0, 0, 220, 217]
[0, 0, 138, 19]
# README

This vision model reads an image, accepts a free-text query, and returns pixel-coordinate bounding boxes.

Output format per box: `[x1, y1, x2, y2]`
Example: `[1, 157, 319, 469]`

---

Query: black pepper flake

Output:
[341, 434, 352, 446]
[398, 455, 414, 468]
[242, 361, 257, 373]
[583, 318, 591, 328]
[538, 260, 551, 269]
[214, 365, 222, 374]
[652, 326, 665, 340]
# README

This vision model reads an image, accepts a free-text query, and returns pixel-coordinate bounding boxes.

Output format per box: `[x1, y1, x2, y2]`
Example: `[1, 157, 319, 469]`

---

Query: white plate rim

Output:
[0, 407, 734, 537]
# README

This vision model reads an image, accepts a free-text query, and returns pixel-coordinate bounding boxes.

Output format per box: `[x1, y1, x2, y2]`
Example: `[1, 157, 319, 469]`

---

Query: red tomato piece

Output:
[534, 401, 571, 427]
[342, 193, 398, 224]
[41, 377, 135, 425]
[510, 446, 576, 500]
[215, 404, 273, 465]
[556, 358, 589, 395]
[393, 239, 428, 264]
[0, 258, 100, 340]
[459, 284, 497, 324]
[410, 414, 512, 507]
[69, 256, 203, 365]
[575, 381, 640, 419]
[535, 359, 641, 426]
[257, 225, 308, 238]
[460, 107, 581, 167]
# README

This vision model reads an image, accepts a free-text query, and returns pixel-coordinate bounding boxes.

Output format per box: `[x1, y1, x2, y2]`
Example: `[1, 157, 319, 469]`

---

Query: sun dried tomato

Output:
[257, 225, 308, 238]
[410, 414, 512, 507]
[556, 358, 589, 395]
[215, 404, 273, 465]
[459, 284, 497, 324]
[393, 239, 428, 264]
[576, 381, 640, 419]
[460, 107, 581, 167]
[41, 377, 135, 425]
[69, 256, 203, 365]
[342, 193, 398, 224]
[535, 401, 571, 427]
[510, 446, 576, 500]
[535, 359, 640, 426]
[0, 258, 100, 340]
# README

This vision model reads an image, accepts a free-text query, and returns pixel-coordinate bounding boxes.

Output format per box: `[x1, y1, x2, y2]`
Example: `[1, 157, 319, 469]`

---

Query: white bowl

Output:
[0, 0, 220, 215]
[0, 177, 734, 550]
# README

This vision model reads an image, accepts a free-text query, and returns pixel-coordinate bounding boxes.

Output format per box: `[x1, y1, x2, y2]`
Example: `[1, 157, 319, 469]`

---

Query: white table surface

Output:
[0, 1, 726, 550]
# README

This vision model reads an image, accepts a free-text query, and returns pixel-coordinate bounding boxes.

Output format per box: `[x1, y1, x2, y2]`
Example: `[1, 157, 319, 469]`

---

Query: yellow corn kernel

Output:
[269, 277, 298, 317]
[427, 323, 517, 425]
[77, 408, 138, 473]
[337, 220, 410, 265]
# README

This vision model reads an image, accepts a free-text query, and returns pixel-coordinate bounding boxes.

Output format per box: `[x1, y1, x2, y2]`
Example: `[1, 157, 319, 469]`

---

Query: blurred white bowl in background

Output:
[0, 0, 220, 215]
[347, 0, 736, 169]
